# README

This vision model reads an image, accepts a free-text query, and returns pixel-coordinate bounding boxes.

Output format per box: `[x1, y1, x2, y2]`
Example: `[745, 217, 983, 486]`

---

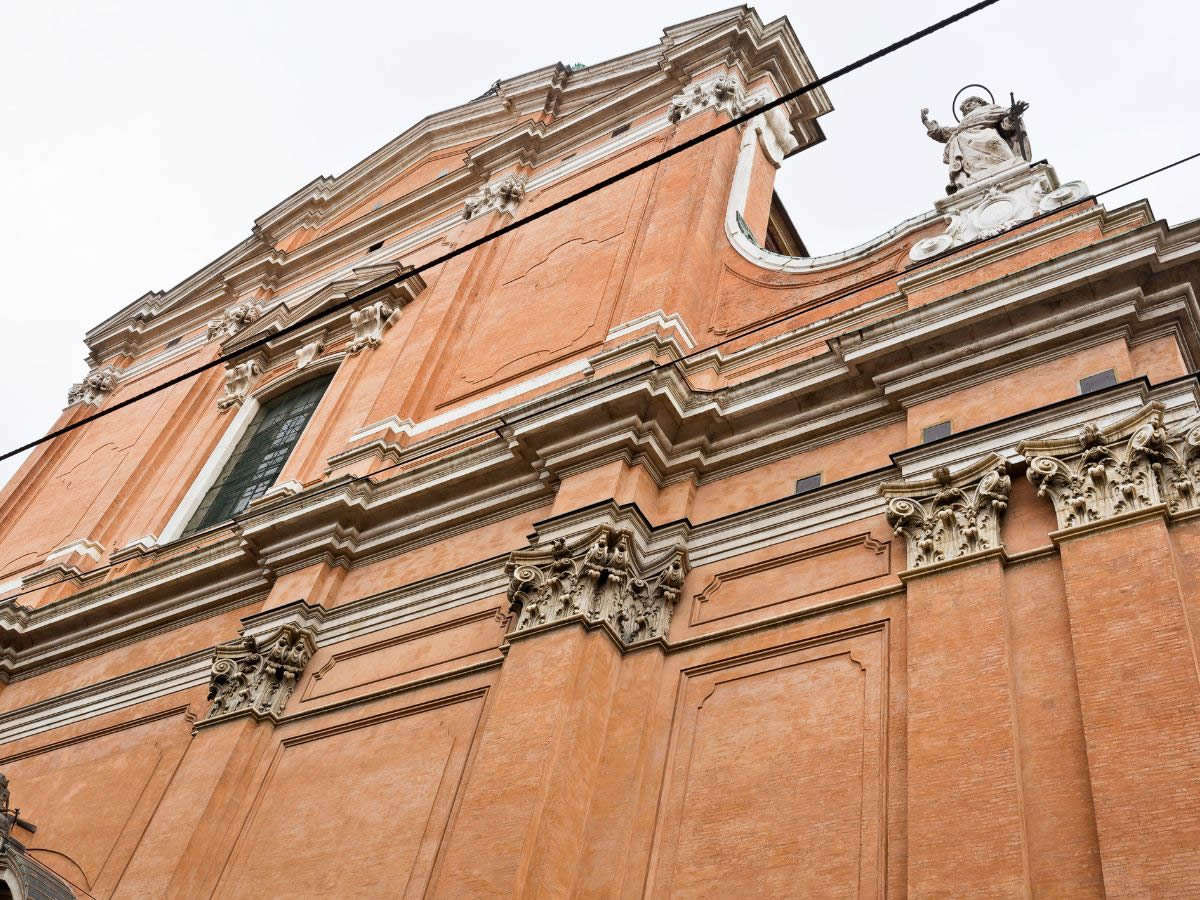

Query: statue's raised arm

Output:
[921, 107, 954, 143]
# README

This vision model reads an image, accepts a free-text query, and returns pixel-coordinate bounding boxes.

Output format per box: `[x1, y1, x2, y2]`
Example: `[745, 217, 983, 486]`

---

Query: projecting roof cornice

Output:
[83, 7, 830, 363]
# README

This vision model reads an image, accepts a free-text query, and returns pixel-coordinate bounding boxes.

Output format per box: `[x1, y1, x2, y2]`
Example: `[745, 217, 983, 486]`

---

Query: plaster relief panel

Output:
[689, 532, 891, 626]
[648, 628, 887, 898]
[439, 152, 648, 407]
[216, 693, 484, 898]
[300, 608, 505, 704]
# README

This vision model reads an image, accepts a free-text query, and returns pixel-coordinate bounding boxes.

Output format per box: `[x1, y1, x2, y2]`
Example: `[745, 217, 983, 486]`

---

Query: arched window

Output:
[183, 374, 332, 535]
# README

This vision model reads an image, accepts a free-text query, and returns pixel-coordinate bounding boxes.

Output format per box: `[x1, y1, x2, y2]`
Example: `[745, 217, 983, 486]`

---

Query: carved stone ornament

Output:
[909, 162, 1088, 261]
[1159, 416, 1200, 515]
[206, 300, 262, 342]
[880, 454, 1012, 570]
[505, 526, 689, 649]
[294, 338, 324, 369]
[462, 174, 526, 220]
[1019, 403, 1169, 530]
[204, 623, 316, 722]
[216, 359, 263, 410]
[347, 301, 400, 353]
[668, 73, 762, 125]
[66, 365, 119, 407]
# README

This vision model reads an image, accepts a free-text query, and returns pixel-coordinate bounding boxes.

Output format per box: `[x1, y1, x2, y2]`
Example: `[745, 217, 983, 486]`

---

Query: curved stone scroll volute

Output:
[504, 526, 689, 649]
[1018, 403, 1168, 531]
[879, 454, 1012, 570]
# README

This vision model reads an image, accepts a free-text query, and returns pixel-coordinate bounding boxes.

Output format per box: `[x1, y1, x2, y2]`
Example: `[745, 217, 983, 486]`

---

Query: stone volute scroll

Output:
[216, 359, 264, 410]
[203, 622, 316, 723]
[879, 454, 1012, 570]
[66, 365, 120, 407]
[504, 526, 689, 649]
[1160, 415, 1200, 515]
[206, 300, 262, 342]
[347, 300, 401, 353]
[1018, 403, 1170, 530]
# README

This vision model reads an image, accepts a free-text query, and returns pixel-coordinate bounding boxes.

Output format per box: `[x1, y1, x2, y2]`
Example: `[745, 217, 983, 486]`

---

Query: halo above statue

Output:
[952, 83, 995, 121]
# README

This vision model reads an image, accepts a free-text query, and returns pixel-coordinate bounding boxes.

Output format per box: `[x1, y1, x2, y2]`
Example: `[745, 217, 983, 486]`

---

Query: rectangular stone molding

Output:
[903, 554, 1030, 895]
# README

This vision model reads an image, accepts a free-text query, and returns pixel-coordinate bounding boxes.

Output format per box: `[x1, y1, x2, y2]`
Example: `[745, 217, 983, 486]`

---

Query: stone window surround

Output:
[158, 355, 343, 545]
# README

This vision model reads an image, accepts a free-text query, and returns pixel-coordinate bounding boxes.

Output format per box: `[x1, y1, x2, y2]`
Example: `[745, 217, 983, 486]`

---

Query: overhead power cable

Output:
[0, 0, 1003, 464]
[5, 144, 1200, 606]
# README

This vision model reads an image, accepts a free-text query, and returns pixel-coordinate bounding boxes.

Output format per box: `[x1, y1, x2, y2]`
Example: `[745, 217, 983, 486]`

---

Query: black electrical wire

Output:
[0, 0, 1003, 464]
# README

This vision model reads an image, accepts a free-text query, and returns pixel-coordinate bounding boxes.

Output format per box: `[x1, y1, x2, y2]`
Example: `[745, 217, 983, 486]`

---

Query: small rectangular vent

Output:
[921, 421, 952, 443]
[611, 123, 630, 138]
[367, 240, 384, 253]
[1079, 369, 1118, 394]
[795, 474, 822, 495]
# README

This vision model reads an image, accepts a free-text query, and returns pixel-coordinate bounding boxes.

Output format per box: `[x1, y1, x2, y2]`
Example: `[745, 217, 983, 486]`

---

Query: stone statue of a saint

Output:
[921, 95, 1030, 194]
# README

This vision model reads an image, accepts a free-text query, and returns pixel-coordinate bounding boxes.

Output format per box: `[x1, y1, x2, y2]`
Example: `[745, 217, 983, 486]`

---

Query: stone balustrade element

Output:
[504, 525, 688, 649]
[1019, 403, 1169, 531]
[879, 453, 1012, 570]
[204, 622, 316, 722]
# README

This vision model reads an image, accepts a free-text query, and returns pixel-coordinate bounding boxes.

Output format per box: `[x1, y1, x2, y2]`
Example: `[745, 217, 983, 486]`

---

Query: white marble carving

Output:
[1019, 403, 1168, 530]
[880, 454, 1012, 569]
[348, 301, 400, 353]
[204, 623, 315, 721]
[909, 162, 1089, 261]
[206, 301, 262, 342]
[66, 366, 120, 407]
[216, 359, 263, 410]
[295, 339, 324, 369]
[1160, 417, 1200, 515]
[462, 174, 527, 220]
[922, 95, 1031, 194]
[505, 526, 688, 648]
[668, 73, 763, 125]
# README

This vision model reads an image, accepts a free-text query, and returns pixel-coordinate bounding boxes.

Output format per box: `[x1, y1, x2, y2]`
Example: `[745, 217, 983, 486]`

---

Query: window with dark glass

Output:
[921, 420, 952, 443]
[1079, 369, 1118, 395]
[184, 375, 332, 535]
[795, 473, 822, 494]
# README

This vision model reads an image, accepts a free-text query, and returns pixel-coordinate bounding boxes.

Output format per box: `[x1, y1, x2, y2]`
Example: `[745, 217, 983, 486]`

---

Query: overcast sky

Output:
[1, 0, 1196, 485]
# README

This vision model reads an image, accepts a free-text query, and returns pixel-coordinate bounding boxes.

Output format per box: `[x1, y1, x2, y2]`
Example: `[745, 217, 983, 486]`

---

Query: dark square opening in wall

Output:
[611, 122, 630, 137]
[367, 240, 384, 253]
[921, 420, 952, 443]
[1079, 369, 1118, 394]
[795, 473, 822, 495]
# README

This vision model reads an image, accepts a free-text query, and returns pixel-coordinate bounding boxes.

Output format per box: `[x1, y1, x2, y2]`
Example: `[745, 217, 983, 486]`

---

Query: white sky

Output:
[1, 0, 1197, 486]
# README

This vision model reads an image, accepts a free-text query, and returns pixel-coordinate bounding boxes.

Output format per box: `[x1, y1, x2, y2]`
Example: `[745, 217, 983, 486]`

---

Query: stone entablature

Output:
[1019, 402, 1200, 532]
[204, 622, 317, 723]
[880, 454, 1011, 570]
[506, 525, 688, 649]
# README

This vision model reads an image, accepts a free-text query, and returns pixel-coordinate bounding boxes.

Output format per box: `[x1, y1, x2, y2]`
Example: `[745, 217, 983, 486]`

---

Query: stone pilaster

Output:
[881, 454, 1029, 895]
[1018, 402, 1200, 894]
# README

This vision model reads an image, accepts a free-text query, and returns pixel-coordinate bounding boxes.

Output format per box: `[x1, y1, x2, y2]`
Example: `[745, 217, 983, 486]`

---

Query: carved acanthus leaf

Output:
[504, 526, 688, 648]
[206, 301, 263, 342]
[880, 454, 1012, 569]
[204, 623, 316, 721]
[462, 174, 526, 221]
[1018, 403, 1168, 530]
[66, 365, 120, 407]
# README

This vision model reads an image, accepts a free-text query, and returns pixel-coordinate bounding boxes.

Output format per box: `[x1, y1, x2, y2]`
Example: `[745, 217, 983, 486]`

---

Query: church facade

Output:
[2, 7, 1199, 897]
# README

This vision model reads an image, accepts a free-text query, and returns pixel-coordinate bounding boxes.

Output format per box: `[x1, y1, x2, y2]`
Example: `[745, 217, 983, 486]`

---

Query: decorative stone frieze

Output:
[216, 359, 263, 410]
[880, 454, 1012, 570]
[204, 622, 316, 722]
[206, 300, 262, 342]
[295, 338, 324, 369]
[347, 301, 400, 353]
[909, 162, 1089, 261]
[1019, 403, 1168, 530]
[505, 526, 689, 649]
[462, 174, 526, 221]
[66, 366, 120, 407]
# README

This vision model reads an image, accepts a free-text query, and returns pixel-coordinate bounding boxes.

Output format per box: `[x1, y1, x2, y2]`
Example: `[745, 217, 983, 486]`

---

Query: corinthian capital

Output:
[504, 526, 688, 649]
[880, 454, 1012, 570]
[1018, 403, 1168, 531]
[66, 365, 120, 407]
[204, 623, 316, 722]
[462, 174, 526, 221]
